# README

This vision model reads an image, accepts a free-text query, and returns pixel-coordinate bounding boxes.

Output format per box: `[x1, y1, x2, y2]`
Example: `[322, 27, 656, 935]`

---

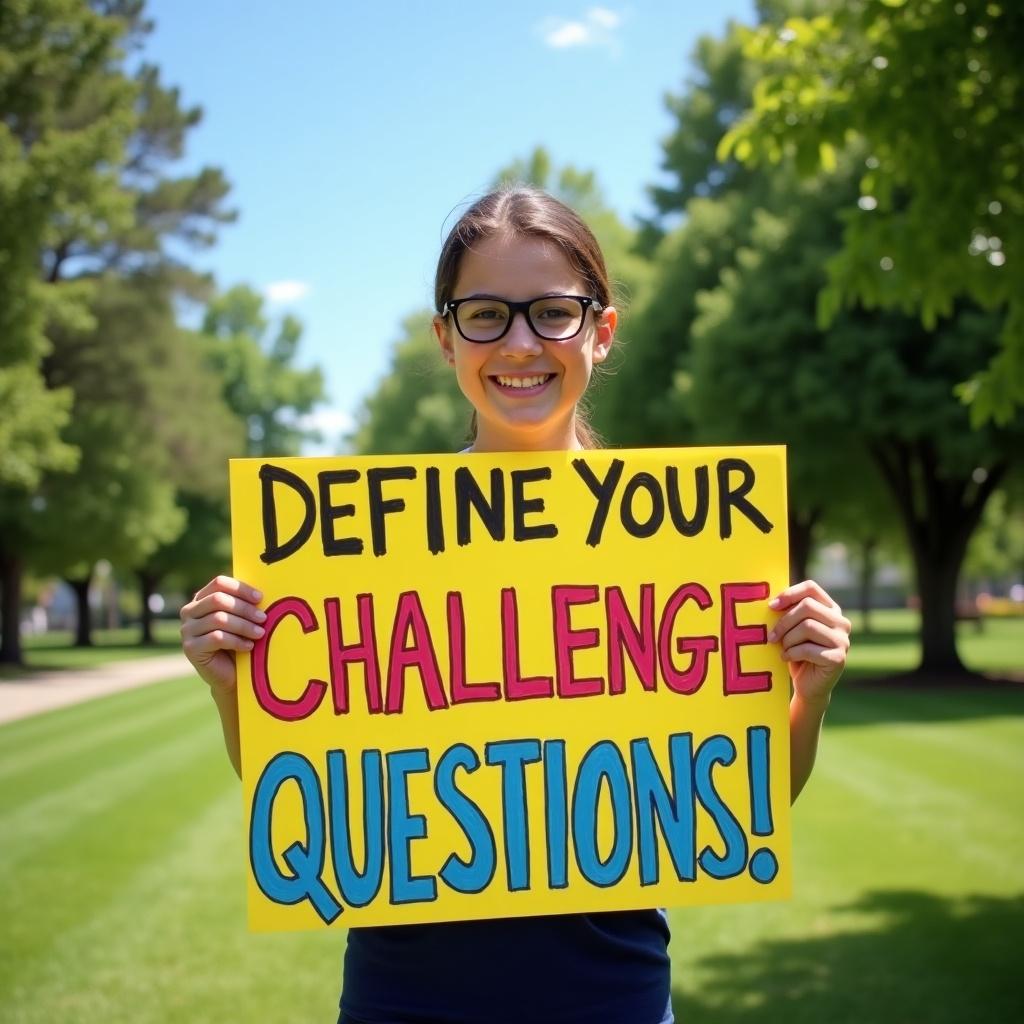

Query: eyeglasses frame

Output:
[441, 294, 605, 344]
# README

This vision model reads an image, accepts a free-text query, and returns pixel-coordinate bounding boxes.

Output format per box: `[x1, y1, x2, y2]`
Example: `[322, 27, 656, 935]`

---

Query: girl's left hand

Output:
[767, 580, 852, 706]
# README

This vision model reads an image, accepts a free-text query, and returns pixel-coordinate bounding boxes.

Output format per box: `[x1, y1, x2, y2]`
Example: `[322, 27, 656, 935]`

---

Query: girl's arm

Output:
[180, 575, 266, 780]
[767, 580, 852, 803]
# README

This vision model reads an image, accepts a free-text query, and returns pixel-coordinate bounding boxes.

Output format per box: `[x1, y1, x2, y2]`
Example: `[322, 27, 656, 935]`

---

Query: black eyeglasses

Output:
[442, 294, 604, 344]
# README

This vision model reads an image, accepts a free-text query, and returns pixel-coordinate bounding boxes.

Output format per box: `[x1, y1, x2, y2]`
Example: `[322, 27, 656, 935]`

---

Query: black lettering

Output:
[666, 465, 710, 537]
[620, 471, 665, 538]
[367, 466, 417, 557]
[572, 457, 624, 546]
[259, 464, 316, 564]
[425, 466, 445, 555]
[318, 470, 363, 557]
[454, 466, 506, 546]
[511, 468, 557, 542]
[717, 458, 773, 539]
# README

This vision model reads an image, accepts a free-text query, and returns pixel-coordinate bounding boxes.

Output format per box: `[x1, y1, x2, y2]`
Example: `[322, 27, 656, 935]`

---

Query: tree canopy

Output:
[719, 0, 1024, 423]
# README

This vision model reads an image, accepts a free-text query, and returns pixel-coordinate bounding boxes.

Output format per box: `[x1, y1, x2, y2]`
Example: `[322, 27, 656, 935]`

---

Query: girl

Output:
[180, 186, 851, 1024]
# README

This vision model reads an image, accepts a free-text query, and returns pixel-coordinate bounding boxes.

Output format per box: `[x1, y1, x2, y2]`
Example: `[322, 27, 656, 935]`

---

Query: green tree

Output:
[201, 285, 326, 458]
[0, 0, 139, 661]
[720, 0, 1024, 423]
[687, 171, 1021, 676]
[33, 272, 240, 645]
[963, 486, 1024, 594]
[138, 286, 327, 639]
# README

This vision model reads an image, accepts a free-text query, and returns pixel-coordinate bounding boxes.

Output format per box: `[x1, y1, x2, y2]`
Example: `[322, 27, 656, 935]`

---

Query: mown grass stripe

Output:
[0, 673, 196, 751]
[0, 702, 219, 872]
[0, 683, 206, 787]
[0, 683, 214, 811]
[0, 717, 234, 977]
[2, 770, 341, 1024]
[811, 739, 1020, 879]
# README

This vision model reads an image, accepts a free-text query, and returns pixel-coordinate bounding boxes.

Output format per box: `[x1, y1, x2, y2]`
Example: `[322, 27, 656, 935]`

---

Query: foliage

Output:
[613, 9, 1022, 672]
[32, 272, 240, 580]
[200, 285, 326, 458]
[720, 0, 1024, 423]
[963, 488, 1024, 587]
[0, 1, 240, 659]
[0, 0, 135, 492]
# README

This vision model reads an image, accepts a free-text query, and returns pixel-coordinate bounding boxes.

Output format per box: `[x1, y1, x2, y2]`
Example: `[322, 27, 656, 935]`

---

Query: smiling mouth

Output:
[491, 373, 556, 392]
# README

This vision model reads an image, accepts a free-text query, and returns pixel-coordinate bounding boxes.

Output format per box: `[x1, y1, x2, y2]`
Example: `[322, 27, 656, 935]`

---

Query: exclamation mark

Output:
[747, 726, 778, 884]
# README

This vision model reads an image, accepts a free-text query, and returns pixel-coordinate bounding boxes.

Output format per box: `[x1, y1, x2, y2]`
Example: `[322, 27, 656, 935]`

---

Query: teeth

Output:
[496, 374, 549, 389]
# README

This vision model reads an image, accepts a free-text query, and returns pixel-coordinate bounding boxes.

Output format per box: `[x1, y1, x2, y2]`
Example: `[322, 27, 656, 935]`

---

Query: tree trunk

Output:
[67, 572, 95, 648]
[138, 570, 158, 646]
[788, 506, 821, 585]
[911, 535, 968, 675]
[0, 551, 24, 666]
[858, 537, 878, 635]
[869, 441, 1006, 681]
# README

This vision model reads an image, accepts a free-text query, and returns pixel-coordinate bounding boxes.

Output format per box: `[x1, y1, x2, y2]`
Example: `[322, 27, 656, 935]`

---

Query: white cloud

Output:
[588, 7, 621, 29]
[539, 7, 624, 53]
[263, 280, 311, 304]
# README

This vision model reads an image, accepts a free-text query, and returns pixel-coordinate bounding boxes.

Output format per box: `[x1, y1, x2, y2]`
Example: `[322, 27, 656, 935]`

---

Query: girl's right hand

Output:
[179, 575, 266, 693]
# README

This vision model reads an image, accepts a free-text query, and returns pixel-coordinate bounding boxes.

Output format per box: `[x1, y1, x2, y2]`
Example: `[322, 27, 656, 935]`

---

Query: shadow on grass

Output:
[672, 890, 1024, 1024]
[822, 683, 1024, 729]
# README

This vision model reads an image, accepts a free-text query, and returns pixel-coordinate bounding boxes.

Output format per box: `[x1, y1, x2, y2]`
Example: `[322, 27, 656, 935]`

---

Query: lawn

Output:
[0, 613, 1021, 1022]
[0, 622, 184, 679]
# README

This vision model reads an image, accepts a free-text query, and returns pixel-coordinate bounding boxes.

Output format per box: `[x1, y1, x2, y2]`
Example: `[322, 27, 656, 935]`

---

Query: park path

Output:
[0, 653, 193, 725]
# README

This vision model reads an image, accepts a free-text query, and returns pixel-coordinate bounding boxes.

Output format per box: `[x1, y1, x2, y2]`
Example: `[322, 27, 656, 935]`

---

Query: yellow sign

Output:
[230, 447, 791, 932]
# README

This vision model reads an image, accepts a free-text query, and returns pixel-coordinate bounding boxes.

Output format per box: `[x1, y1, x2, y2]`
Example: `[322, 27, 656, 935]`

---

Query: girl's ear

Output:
[433, 315, 455, 365]
[592, 305, 617, 365]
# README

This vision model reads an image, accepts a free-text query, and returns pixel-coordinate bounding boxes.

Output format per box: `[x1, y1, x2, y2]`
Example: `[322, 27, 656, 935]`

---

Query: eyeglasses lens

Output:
[455, 298, 585, 342]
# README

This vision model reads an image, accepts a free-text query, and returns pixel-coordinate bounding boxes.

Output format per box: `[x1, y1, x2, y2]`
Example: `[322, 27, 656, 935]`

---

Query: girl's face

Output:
[433, 232, 616, 453]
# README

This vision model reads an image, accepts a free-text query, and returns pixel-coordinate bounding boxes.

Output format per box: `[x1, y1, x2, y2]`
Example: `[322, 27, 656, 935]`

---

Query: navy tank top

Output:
[338, 909, 673, 1024]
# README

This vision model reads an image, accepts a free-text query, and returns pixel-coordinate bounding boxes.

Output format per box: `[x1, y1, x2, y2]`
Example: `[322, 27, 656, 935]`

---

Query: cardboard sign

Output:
[230, 447, 791, 932]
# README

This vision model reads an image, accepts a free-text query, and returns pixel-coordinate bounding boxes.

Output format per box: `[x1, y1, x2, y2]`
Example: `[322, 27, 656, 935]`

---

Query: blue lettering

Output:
[485, 738, 542, 891]
[386, 748, 436, 904]
[694, 734, 747, 879]
[435, 743, 496, 894]
[631, 734, 696, 886]
[249, 751, 342, 923]
[572, 741, 633, 888]
[326, 749, 385, 907]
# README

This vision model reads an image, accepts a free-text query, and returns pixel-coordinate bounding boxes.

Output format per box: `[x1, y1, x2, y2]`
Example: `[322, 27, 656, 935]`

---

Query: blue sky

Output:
[143, 1, 755, 449]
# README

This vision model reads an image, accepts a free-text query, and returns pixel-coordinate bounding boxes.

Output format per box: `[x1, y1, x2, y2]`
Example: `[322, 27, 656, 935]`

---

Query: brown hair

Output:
[434, 185, 611, 449]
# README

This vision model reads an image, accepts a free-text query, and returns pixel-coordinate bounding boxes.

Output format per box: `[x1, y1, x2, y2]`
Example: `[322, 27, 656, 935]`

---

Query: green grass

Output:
[844, 608, 1023, 680]
[0, 622, 182, 678]
[0, 615, 1021, 1022]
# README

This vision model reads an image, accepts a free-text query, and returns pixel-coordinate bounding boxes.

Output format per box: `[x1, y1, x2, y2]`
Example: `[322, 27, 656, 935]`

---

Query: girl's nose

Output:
[499, 310, 544, 355]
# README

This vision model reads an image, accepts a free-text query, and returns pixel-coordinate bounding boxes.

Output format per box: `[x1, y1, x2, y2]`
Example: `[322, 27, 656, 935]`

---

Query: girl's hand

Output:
[179, 575, 266, 694]
[767, 580, 851, 706]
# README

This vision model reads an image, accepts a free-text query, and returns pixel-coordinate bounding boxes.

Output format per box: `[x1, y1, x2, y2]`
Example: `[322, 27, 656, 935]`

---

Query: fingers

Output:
[180, 575, 266, 672]
[767, 592, 851, 644]
[766, 579, 852, 667]
[183, 626, 256, 659]
[182, 577, 266, 628]
[777, 618, 851, 666]
[769, 579, 836, 611]
[182, 609, 265, 643]
[191, 574, 262, 606]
